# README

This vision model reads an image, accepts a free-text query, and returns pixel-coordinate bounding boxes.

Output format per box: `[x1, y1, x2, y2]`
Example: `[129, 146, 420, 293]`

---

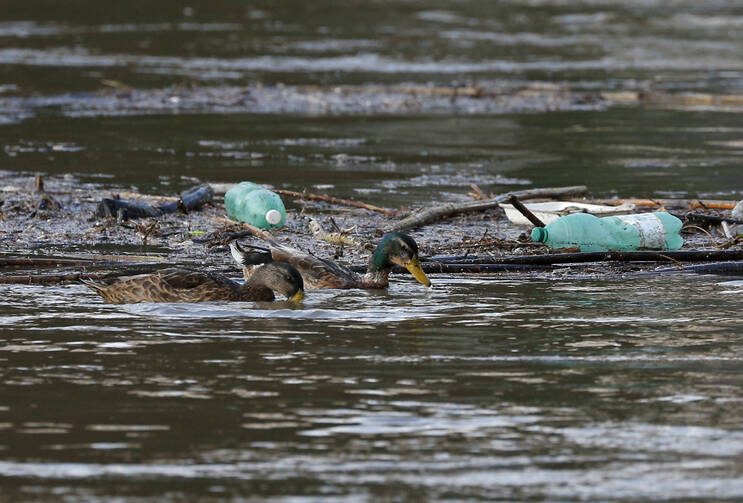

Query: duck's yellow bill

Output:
[405, 256, 431, 287]
[289, 290, 305, 302]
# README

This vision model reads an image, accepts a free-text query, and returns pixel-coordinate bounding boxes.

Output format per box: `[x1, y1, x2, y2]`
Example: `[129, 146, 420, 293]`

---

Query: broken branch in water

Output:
[211, 218, 275, 241]
[0, 272, 109, 284]
[274, 189, 396, 215]
[350, 249, 743, 275]
[191, 229, 256, 247]
[397, 85, 485, 98]
[655, 261, 743, 274]
[468, 184, 488, 200]
[349, 262, 554, 274]
[0, 267, 173, 285]
[0, 257, 103, 268]
[576, 198, 737, 210]
[681, 212, 743, 226]
[507, 195, 546, 228]
[0, 253, 163, 269]
[30, 175, 62, 216]
[380, 185, 588, 234]
[426, 249, 743, 265]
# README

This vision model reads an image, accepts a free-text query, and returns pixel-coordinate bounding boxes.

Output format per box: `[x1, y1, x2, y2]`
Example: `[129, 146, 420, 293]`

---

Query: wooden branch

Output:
[380, 185, 587, 234]
[681, 212, 743, 226]
[576, 198, 736, 210]
[397, 86, 484, 97]
[29, 175, 62, 215]
[419, 263, 553, 273]
[655, 261, 743, 274]
[1, 253, 165, 269]
[353, 255, 743, 276]
[211, 217, 275, 241]
[0, 265, 168, 285]
[507, 195, 546, 227]
[1, 257, 102, 268]
[191, 229, 255, 246]
[349, 263, 554, 274]
[426, 249, 743, 266]
[0, 272, 109, 284]
[274, 189, 395, 215]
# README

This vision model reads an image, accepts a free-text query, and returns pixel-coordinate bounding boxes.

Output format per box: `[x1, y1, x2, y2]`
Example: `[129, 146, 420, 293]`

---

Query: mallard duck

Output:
[81, 262, 305, 304]
[229, 232, 431, 290]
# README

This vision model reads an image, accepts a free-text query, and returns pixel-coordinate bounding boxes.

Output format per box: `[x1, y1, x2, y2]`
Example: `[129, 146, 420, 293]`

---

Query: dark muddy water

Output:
[3, 1, 743, 501]
[4, 275, 743, 501]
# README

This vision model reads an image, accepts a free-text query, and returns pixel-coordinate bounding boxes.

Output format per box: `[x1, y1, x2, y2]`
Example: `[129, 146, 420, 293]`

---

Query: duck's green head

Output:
[369, 233, 431, 287]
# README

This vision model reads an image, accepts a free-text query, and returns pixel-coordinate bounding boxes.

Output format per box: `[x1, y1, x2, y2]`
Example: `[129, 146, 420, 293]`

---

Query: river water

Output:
[3, 1, 743, 501]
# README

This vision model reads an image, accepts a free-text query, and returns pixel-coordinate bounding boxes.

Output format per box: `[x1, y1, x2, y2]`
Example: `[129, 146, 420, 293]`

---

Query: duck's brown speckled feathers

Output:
[82, 263, 304, 304]
[230, 233, 431, 290]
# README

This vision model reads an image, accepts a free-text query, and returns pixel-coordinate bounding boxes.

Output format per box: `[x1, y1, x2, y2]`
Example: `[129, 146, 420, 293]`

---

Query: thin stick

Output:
[274, 189, 396, 215]
[1, 257, 102, 268]
[397, 86, 484, 97]
[425, 249, 743, 265]
[1, 254, 164, 268]
[211, 217, 275, 241]
[577, 198, 736, 210]
[380, 185, 588, 234]
[191, 229, 255, 245]
[682, 212, 743, 226]
[656, 261, 743, 274]
[507, 195, 546, 227]
[0, 272, 107, 284]
[0, 265, 169, 285]
[658, 254, 686, 269]
[682, 225, 723, 248]
[349, 263, 554, 274]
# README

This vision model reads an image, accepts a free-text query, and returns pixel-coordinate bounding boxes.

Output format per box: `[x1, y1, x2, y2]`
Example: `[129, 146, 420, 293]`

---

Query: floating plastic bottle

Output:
[224, 182, 286, 229]
[531, 211, 683, 252]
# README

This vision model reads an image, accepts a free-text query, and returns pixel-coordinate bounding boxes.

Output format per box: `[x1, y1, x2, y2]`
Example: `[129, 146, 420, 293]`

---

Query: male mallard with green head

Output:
[230, 232, 431, 290]
[82, 262, 305, 304]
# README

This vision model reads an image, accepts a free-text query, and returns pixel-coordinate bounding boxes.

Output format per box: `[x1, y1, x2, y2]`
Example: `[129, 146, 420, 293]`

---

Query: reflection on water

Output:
[2, 0, 743, 93]
[3, 275, 743, 500]
[4, 109, 743, 202]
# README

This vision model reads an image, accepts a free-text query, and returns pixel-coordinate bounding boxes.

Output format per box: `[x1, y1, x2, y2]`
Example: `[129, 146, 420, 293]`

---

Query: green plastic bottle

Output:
[531, 212, 683, 252]
[224, 182, 286, 229]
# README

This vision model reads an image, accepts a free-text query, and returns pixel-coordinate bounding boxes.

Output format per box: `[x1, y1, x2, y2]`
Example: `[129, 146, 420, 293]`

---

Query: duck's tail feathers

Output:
[230, 240, 274, 267]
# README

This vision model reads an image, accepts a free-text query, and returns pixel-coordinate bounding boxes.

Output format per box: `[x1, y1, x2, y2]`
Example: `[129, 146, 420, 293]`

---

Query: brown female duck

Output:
[81, 262, 305, 304]
[229, 232, 431, 290]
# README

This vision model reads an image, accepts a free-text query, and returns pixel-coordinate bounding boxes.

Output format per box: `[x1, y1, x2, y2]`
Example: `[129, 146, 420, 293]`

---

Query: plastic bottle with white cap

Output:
[224, 182, 286, 229]
[531, 212, 683, 252]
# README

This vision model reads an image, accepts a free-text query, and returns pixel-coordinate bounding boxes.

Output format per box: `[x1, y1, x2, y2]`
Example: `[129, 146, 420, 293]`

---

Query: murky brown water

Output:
[4, 275, 743, 501]
[3, 1, 743, 501]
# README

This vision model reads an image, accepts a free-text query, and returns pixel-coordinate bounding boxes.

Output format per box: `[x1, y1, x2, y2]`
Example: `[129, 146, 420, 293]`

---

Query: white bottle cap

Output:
[265, 209, 282, 225]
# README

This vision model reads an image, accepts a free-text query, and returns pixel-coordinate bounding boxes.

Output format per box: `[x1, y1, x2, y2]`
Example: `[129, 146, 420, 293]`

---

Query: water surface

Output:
[3, 1, 743, 501]
[3, 275, 743, 501]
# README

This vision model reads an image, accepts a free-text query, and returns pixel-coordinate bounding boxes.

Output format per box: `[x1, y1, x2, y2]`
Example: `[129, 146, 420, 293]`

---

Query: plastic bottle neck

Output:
[531, 227, 548, 243]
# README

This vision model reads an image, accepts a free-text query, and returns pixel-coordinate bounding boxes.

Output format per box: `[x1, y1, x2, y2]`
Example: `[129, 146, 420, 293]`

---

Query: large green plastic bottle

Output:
[224, 182, 286, 229]
[531, 212, 683, 252]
